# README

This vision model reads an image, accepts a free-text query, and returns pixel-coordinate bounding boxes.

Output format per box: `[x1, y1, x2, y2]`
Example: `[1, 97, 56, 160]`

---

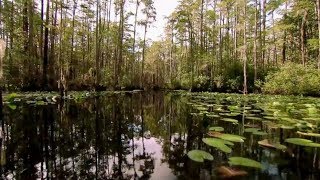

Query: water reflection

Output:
[0, 92, 319, 179]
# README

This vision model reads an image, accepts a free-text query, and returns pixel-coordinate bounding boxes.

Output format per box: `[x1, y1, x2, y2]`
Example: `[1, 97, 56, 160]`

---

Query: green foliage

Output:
[6, 93, 18, 102]
[263, 63, 320, 96]
[228, 157, 263, 169]
[209, 126, 224, 132]
[202, 138, 233, 153]
[216, 133, 246, 143]
[187, 150, 214, 163]
[284, 138, 320, 147]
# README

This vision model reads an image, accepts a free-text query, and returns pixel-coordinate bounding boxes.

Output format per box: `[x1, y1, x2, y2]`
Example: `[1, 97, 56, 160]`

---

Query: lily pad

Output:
[258, 139, 287, 150]
[202, 138, 233, 153]
[253, 131, 268, 136]
[209, 132, 246, 143]
[228, 157, 262, 169]
[264, 116, 277, 120]
[244, 128, 259, 133]
[187, 150, 214, 163]
[7, 104, 17, 110]
[285, 138, 313, 146]
[209, 126, 224, 132]
[216, 166, 248, 178]
[221, 118, 239, 124]
[207, 114, 220, 118]
[302, 117, 320, 121]
[246, 117, 263, 121]
[297, 131, 320, 138]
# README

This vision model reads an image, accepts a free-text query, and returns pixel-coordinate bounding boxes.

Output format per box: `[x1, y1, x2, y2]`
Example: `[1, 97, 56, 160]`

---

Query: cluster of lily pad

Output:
[2, 91, 101, 109]
[186, 92, 320, 178]
[187, 125, 262, 177]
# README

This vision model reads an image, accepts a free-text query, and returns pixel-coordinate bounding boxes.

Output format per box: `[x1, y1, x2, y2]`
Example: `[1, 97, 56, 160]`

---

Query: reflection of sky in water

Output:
[130, 137, 177, 180]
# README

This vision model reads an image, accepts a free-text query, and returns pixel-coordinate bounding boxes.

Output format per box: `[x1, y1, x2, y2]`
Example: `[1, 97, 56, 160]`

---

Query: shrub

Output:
[263, 63, 320, 96]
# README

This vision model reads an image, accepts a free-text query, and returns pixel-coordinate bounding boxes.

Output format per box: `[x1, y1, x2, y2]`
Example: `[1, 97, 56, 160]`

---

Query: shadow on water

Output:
[0, 91, 320, 179]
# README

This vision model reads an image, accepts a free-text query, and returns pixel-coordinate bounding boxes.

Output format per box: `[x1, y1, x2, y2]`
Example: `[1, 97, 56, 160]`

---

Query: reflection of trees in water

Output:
[0, 92, 163, 179]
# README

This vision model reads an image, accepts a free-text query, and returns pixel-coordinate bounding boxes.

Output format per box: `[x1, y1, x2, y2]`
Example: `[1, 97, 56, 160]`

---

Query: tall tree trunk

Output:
[132, 0, 139, 87]
[141, 24, 147, 89]
[253, 0, 258, 82]
[170, 20, 174, 85]
[70, 1, 76, 81]
[261, 0, 266, 67]
[243, 0, 248, 95]
[0, 0, 3, 38]
[23, 0, 29, 85]
[271, 11, 277, 65]
[317, 0, 320, 69]
[58, 0, 66, 96]
[282, 1, 288, 64]
[49, 0, 58, 89]
[95, 0, 101, 90]
[300, 10, 307, 66]
[40, 0, 44, 61]
[43, 0, 50, 90]
[9, 0, 13, 75]
[28, 0, 35, 77]
[115, 0, 125, 90]
[234, 3, 238, 60]
[200, 0, 204, 52]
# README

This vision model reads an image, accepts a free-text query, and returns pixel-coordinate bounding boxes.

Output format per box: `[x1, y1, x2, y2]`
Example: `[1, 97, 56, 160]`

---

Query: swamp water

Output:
[1, 91, 320, 179]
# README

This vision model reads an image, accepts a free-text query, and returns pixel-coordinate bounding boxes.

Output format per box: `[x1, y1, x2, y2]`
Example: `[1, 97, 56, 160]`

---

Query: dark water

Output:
[0, 92, 319, 179]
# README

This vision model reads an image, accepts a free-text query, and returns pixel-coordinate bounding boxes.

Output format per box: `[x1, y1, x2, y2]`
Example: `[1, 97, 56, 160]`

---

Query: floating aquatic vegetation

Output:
[296, 131, 320, 138]
[206, 113, 220, 118]
[246, 117, 263, 121]
[302, 117, 320, 122]
[191, 113, 204, 117]
[285, 138, 313, 146]
[221, 118, 238, 124]
[187, 150, 214, 163]
[228, 157, 262, 169]
[7, 104, 17, 110]
[202, 138, 233, 153]
[258, 139, 287, 150]
[5, 93, 18, 102]
[264, 116, 277, 120]
[244, 128, 259, 133]
[253, 131, 268, 136]
[209, 127, 224, 132]
[208, 132, 246, 143]
[216, 166, 248, 178]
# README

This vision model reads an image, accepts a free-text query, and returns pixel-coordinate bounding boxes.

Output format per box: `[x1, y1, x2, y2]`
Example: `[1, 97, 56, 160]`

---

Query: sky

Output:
[143, 0, 179, 41]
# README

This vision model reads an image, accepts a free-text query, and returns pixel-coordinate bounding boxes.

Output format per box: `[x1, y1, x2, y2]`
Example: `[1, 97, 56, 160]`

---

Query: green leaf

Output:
[306, 143, 320, 148]
[246, 117, 263, 121]
[228, 157, 262, 169]
[218, 134, 246, 143]
[285, 138, 313, 146]
[221, 118, 239, 124]
[244, 128, 259, 133]
[6, 93, 18, 102]
[297, 131, 320, 138]
[258, 139, 287, 150]
[202, 138, 233, 153]
[207, 113, 220, 118]
[253, 131, 268, 136]
[8, 104, 17, 110]
[187, 150, 214, 163]
[209, 126, 224, 132]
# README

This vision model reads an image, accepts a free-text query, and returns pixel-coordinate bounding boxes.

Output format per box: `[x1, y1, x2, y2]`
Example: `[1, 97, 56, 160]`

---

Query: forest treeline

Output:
[0, 0, 319, 95]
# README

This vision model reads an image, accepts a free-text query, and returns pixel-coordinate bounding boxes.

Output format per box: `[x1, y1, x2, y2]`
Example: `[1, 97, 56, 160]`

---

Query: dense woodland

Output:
[0, 0, 319, 95]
